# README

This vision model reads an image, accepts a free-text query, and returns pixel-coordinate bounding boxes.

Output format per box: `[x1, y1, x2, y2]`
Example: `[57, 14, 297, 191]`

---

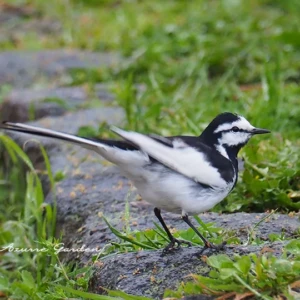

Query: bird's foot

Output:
[162, 238, 192, 255]
[196, 241, 227, 257]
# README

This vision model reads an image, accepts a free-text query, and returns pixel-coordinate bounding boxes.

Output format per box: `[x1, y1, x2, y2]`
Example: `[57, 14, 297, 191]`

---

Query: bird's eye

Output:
[232, 126, 239, 132]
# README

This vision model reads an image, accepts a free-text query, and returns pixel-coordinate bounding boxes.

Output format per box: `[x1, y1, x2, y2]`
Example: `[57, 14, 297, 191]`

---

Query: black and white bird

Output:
[0, 112, 270, 253]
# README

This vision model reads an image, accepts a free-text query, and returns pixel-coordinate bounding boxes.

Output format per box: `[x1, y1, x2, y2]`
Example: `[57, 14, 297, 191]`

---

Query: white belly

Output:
[122, 164, 235, 215]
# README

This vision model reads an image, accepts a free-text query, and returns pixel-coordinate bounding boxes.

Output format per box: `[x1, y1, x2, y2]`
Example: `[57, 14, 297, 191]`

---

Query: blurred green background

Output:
[0, 1, 300, 299]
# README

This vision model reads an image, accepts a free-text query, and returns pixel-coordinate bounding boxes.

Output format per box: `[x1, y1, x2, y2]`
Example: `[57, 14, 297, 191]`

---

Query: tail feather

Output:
[0, 121, 105, 151]
[0, 121, 149, 167]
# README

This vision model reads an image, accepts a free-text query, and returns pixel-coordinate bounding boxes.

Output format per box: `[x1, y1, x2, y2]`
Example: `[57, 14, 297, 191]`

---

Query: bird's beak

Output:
[251, 128, 271, 135]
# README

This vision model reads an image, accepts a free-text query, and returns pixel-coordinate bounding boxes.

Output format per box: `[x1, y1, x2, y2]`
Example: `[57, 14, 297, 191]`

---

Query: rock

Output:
[89, 242, 286, 299]
[94, 83, 116, 103]
[183, 297, 214, 300]
[0, 4, 60, 53]
[0, 15, 61, 45]
[0, 50, 120, 88]
[50, 167, 138, 262]
[0, 85, 115, 122]
[0, 3, 38, 23]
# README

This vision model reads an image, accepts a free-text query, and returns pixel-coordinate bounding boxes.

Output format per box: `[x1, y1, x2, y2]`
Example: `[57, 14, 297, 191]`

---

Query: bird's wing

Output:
[111, 127, 228, 188]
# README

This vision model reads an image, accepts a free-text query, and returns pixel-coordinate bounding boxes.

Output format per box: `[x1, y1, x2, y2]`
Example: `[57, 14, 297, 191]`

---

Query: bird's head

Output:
[200, 112, 270, 159]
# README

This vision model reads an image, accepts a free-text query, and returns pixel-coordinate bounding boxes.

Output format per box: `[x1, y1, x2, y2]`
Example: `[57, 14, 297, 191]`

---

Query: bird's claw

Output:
[206, 240, 227, 250]
[196, 241, 227, 256]
[162, 238, 192, 255]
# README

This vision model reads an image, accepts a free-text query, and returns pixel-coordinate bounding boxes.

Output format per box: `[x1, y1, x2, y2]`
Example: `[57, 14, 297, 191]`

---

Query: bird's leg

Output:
[154, 208, 192, 254]
[181, 214, 226, 254]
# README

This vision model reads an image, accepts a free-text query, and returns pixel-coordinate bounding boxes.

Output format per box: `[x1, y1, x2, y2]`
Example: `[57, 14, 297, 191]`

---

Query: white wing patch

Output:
[111, 127, 227, 188]
[95, 146, 150, 167]
[214, 116, 254, 133]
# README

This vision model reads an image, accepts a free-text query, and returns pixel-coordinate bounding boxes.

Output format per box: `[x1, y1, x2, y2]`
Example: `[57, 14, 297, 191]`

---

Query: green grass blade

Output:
[39, 143, 57, 238]
[0, 135, 34, 170]
[54, 284, 119, 300]
[108, 289, 153, 300]
[143, 232, 161, 249]
[193, 215, 212, 236]
[103, 216, 156, 250]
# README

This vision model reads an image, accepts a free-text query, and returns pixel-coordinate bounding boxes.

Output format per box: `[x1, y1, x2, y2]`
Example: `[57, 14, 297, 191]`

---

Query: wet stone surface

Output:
[0, 3, 60, 45]
[89, 242, 286, 299]
[0, 85, 115, 122]
[0, 50, 119, 88]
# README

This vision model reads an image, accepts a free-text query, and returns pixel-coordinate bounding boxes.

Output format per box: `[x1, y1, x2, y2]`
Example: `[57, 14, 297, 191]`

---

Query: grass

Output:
[0, 137, 145, 300]
[164, 240, 300, 299]
[100, 214, 240, 255]
[1, 0, 300, 299]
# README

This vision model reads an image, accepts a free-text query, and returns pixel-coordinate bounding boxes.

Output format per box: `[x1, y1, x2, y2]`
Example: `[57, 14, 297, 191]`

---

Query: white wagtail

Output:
[0, 112, 270, 253]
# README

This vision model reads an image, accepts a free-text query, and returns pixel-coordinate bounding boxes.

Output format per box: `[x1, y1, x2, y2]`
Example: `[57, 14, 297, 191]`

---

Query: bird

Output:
[0, 112, 270, 254]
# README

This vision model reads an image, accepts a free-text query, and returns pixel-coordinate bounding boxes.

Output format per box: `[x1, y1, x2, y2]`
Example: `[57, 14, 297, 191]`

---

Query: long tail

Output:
[0, 121, 148, 167]
[0, 121, 106, 152]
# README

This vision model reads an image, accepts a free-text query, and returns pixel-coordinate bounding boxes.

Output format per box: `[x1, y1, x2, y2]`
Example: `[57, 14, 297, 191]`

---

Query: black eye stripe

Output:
[232, 126, 239, 132]
[221, 127, 247, 133]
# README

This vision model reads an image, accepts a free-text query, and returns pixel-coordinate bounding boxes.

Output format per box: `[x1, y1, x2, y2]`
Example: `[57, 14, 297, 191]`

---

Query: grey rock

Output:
[0, 50, 120, 88]
[0, 16, 61, 38]
[94, 83, 116, 102]
[0, 4, 38, 23]
[0, 85, 115, 122]
[89, 242, 286, 299]
[50, 167, 136, 261]
[16, 18, 61, 35]
[0, 4, 61, 46]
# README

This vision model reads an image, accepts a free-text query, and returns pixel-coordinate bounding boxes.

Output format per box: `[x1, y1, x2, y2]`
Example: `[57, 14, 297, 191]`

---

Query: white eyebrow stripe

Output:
[214, 117, 254, 133]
